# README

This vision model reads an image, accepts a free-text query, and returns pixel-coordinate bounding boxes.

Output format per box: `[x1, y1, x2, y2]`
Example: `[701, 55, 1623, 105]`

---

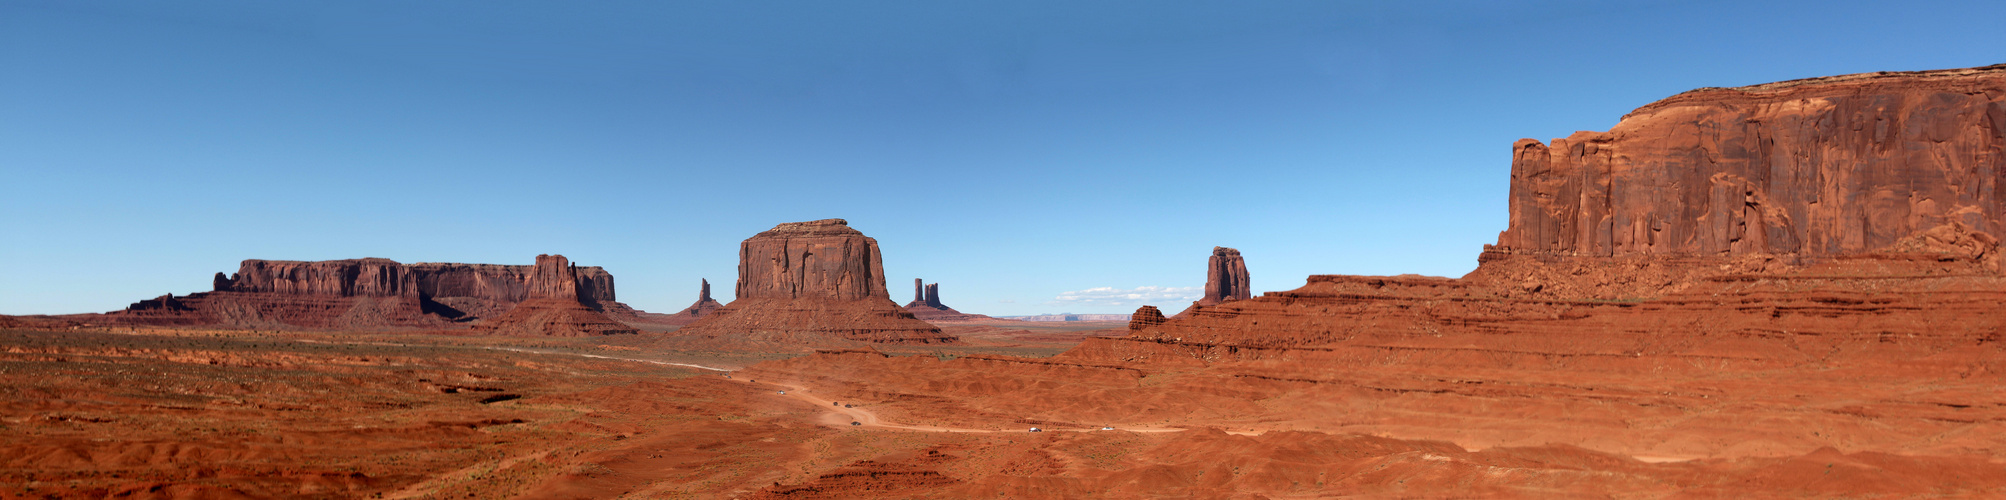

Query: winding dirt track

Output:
[476, 346, 1178, 434]
[486, 346, 1699, 461]
[723, 375, 1186, 434]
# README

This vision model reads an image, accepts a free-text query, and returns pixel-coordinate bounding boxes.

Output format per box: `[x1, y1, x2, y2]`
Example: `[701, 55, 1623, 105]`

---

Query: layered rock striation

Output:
[677, 219, 954, 343]
[471, 254, 638, 337]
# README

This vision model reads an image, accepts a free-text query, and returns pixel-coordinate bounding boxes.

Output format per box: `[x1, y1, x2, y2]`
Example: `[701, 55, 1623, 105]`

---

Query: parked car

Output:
[851, 421, 861, 426]
[1028, 427, 1043, 432]
[1101, 427, 1115, 430]
[777, 391, 786, 395]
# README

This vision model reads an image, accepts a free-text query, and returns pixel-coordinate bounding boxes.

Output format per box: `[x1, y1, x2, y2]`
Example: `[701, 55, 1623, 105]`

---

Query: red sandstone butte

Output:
[1197, 247, 1251, 306]
[472, 254, 637, 337]
[108, 256, 655, 330]
[902, 279, 993, 322]
[675, 219, 954, 343]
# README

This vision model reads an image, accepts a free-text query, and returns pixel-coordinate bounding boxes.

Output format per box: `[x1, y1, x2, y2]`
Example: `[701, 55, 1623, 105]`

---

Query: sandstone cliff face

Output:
[218, 258, 418, 297]
[1494, 65, 2006, 261]
[680, 220, 952, 343]
[1198, 247, 1251, 306]
[1477, 64, 2006, 299]
[735, 219, 891, 301]
[525, 254, 580, 299]
[472, 254, 637, 337]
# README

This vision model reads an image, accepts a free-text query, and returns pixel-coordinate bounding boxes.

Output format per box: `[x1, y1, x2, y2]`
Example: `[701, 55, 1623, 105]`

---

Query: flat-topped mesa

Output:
[210, 258, 621, 318]
[110, 256, 652, 330]
[679, 220, 954, 343]
[1475, 64, 2006, 299]
[472, 253, 637, 337]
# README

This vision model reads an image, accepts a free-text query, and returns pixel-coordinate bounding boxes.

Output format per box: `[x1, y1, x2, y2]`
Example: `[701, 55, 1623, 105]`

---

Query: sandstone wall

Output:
[1493, 65, 2006, 260]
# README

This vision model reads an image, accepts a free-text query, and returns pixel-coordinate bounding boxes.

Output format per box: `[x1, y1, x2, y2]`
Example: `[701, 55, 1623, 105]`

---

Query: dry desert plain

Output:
[10, 64, 2006, 498]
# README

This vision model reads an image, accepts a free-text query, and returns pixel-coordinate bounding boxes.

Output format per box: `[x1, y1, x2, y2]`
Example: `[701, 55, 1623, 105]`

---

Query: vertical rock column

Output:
[1198, 247, 1251, 306]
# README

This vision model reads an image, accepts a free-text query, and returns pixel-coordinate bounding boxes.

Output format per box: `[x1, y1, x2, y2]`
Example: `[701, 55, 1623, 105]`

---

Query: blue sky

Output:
[4, 1, 2002, 316]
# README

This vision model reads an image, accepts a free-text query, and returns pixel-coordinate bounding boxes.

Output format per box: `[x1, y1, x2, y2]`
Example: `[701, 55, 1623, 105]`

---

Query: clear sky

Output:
[4, 1, 2002, 316]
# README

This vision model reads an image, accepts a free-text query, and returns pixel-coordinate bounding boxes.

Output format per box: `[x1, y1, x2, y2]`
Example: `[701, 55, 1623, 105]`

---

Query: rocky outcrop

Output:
[651, 279, 727, 326]
[902, 280, 992, 322]
[1127, 306, 1167, 331]
[472, 254, 637, 337]
[107, 255, 653, 330]
[1477, 64, 2006, 298]
[677, 219, 954, 343]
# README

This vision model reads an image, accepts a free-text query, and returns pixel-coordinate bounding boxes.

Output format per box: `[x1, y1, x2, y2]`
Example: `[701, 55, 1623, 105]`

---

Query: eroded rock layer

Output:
[677, 220, 952, 343]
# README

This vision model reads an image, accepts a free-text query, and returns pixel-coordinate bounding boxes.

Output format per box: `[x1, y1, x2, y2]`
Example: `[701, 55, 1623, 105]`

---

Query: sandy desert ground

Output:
[7, 319, 2005, 499]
